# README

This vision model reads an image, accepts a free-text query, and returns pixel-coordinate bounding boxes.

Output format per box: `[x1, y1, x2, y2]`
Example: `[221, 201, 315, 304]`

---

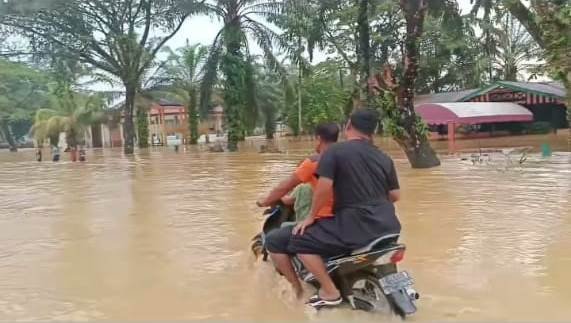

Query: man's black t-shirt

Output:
[316, 139, 401, 248]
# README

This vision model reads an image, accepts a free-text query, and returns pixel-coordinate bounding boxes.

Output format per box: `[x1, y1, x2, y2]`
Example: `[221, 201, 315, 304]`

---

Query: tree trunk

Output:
[297, 51, 303, 135]
[397, 0, 440, 168]
[123, 85, 136, 154]
[136, 107, 149, 148]
[0, 119, 17, 152]
[222, 25, 245, 152]
[504, 0, 546, 48]
[49, 134, 59, 148]
[565, 72, 571, 143]
[188, 89, 199, 145]
[358, 0, 373, 108]
[399, 138, 441, 168]
[91, 123, 103, 148]
[265, 106, 276, 140]
[66, 131, 76, 150]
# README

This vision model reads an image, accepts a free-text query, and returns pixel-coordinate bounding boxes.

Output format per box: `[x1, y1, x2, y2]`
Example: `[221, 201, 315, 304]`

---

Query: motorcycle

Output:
[251, 204, 419, 319]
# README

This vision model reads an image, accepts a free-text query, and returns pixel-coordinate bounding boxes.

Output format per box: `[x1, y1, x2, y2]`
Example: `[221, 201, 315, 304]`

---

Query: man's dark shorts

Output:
[264, 204, 401, 258]
[264, 217, 351, 258]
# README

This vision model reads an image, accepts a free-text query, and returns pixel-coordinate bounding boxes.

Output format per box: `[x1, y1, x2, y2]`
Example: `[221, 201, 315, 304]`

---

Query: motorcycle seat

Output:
[351, 233, 400, 255]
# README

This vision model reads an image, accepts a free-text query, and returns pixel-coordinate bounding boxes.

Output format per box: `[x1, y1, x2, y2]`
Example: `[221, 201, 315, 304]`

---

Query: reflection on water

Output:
[0, 133, 569, 320]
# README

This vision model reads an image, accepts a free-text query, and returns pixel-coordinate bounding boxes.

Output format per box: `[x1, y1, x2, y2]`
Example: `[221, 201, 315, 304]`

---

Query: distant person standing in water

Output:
[79, 148, 86, 162]
[52, 146, 60, 162]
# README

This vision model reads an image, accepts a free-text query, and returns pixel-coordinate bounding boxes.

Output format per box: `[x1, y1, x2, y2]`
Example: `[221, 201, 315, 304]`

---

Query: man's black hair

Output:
[350, 109, 379, 135]
[315, 122, 340, 143]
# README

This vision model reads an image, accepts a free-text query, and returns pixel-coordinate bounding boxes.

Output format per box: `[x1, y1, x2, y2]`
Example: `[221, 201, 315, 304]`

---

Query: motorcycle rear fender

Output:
[387, 289, 417, 316]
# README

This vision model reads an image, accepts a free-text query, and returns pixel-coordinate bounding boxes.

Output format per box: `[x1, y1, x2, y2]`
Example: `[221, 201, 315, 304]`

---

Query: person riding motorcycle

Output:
[256, 123, 340, 295]
[264, 109, 402, 308]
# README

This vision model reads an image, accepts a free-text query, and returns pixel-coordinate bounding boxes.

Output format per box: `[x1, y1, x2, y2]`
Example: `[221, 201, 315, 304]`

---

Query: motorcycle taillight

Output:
[390, 249, 405, 263]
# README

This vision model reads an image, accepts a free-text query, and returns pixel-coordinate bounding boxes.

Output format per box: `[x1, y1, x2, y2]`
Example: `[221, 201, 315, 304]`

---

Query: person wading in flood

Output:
[264, 110, 402, 308]
[257, 123, 339, 297]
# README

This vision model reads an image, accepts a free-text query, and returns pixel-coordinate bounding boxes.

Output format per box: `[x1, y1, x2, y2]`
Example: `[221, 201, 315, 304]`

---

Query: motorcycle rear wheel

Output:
[347, 273, 394, 315]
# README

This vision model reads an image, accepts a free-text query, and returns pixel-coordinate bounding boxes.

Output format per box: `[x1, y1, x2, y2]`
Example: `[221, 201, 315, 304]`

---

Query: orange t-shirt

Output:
[294, 158, 334, 218]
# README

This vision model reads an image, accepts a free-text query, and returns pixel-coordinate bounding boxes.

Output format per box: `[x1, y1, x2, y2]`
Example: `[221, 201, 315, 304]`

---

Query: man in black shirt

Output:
[265, 109, 401, 307]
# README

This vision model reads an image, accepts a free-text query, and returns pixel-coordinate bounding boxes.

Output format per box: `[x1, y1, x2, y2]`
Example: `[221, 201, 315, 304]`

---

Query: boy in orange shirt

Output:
[256, 123, 339, 218]
[256, 123, 339, 297]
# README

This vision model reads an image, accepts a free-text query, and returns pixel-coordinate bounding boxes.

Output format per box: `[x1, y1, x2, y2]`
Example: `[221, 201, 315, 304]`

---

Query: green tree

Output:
[470, 0, 502, 82]
[369, 0, 456, 168]
[199, 0, 284, 151]
[32, 90, 107, 150]
[155, 42, 208, 144]
[278, 0, 443, 167]
[503, 0, 570, 128]
[1, 0, 199, 154]
[417, 5, 473, 93]
[253, 63, 284, 139]
[0, 59, 48, 151]
[493, 13, 542, 81]
[32, 57, 107, 150]
[299, 61, 347, 131]
[276, 0, 334, 134]
[471, 0, 570, 129]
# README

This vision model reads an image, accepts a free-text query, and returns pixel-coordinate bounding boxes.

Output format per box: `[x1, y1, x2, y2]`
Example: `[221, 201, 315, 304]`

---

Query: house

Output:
[208, 105, 224, 136]
[149, 100, 188, 145]
[93, 101, 225, 147]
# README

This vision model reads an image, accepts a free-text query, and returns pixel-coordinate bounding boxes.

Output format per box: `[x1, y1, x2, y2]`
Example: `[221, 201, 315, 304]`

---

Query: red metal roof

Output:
[416, 102, 533, 125]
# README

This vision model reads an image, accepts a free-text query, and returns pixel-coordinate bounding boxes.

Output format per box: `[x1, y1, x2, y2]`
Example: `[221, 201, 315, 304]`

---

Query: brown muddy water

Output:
[0, 133, 570, 321]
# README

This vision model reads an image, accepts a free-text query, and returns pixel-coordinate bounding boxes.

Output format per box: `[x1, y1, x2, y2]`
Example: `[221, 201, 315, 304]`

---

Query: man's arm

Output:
[387, 159, 400, 203]
[281, 195, 296, 206]
[388, 189, 400, 203]
[258, 158, 316, 207]
[257, 174, 301, 207]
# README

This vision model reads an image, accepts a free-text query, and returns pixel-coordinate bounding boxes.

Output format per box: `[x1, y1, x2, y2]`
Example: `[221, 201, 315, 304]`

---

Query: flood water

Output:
[0, 133, 570, 321]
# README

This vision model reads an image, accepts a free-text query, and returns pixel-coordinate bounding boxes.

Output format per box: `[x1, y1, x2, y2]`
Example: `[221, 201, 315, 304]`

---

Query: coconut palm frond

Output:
[201, 2, 227, 18]
[242, 1, 283, 18]
[243, 18, 287, 79]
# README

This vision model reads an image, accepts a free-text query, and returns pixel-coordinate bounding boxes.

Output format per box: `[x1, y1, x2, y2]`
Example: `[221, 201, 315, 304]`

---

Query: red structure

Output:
[416, 81, 568, 130]
[148, 101, 187, 145]
[416, 102, 533, 151]
[416, 102, 533, 125]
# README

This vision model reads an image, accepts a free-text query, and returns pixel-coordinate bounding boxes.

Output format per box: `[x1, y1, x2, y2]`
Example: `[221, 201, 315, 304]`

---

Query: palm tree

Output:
[493, 14, 542, 81]
[470, 0, 503, 82]
[252, 62, 284, 139]
[199, 0, 284, 151]
[154, 42, 208, 144]
[32, 87, 106, 158]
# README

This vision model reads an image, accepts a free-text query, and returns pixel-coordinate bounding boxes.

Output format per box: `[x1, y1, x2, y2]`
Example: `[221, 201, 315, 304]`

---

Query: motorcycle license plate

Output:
[379, 271, 414, 295]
